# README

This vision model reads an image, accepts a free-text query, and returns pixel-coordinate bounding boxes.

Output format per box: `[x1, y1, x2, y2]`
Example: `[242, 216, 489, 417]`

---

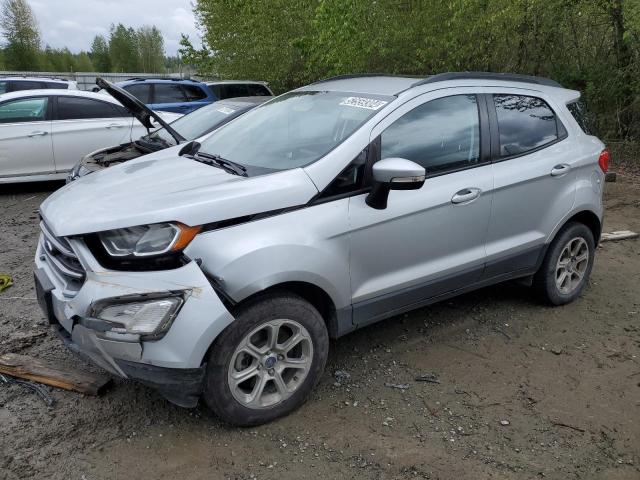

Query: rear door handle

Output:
[551, 164, 571, 176]
[451, 188, 481, 204]
[106, 123, 124, 129]
[28, 131, 48, 137]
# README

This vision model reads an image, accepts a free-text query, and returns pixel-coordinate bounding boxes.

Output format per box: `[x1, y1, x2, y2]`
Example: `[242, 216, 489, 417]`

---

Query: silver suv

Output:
[35, 73, 608, 426]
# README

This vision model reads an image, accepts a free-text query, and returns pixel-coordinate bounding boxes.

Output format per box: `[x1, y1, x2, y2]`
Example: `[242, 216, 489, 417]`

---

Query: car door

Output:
[51, 95, 133, 172]
[482, 90, 577, 278]
[0, 95, 55, 178]
[348, 90, 493, 326]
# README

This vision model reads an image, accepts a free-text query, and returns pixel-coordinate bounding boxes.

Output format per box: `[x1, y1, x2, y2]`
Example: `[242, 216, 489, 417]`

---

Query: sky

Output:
[29, 0, 201, 55]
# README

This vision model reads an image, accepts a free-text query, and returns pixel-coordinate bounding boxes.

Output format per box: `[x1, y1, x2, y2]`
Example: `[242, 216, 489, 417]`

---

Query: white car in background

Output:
[0, 89, 180, 183]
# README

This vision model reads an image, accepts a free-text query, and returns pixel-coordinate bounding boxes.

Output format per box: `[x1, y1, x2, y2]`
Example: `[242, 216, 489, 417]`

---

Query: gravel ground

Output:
[0, 169, 639, 480]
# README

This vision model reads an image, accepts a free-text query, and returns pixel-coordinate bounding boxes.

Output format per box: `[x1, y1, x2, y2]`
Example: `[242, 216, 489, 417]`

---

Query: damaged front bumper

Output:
[34, 234, 234, 407]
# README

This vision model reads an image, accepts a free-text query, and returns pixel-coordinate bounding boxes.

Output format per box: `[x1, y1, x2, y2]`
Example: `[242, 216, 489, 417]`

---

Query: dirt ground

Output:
[0, 166, 639, 480]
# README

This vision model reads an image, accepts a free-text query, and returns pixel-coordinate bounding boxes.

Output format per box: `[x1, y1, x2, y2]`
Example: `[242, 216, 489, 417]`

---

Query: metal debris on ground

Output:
[415, 373, 440, 384]
[600, 230, 639, 242]
[384, 382, 411, 390]
[333, 369, 351, 384]
[0, 373, 56, 407]
[0, 273, 13, 292]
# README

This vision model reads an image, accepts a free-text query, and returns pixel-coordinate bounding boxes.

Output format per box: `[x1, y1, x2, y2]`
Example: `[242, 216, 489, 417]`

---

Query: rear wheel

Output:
[203, 293, 329, 426]
[534, 222, 595, 305]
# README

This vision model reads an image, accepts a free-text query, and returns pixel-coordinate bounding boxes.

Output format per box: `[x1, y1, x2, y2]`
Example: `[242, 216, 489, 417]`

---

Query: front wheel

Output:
[203, 293, 329, 426]
[534, 222, 596, 305]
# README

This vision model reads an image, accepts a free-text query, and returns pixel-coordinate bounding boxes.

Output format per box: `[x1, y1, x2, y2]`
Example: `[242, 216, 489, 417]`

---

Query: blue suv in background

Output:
[116, 78, 216, 114]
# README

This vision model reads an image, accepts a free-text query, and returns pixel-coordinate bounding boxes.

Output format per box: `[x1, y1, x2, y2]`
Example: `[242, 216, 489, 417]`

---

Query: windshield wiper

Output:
[194, 151, 248, 177]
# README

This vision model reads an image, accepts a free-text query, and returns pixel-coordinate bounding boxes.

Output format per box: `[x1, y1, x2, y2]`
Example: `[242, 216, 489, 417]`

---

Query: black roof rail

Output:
[414, 72, 562, 88]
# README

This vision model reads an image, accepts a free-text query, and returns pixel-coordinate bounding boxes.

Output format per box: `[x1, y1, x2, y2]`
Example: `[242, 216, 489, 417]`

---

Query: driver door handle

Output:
[28, 131, 48, 137]
[451, 188, 481, 204]
[106, 123, 124, 129]
[551, 164, 571, 176]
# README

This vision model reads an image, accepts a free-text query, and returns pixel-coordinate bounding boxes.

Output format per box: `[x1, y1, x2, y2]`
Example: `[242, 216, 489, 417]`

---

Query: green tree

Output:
[109, 23, 140, 72]
[137, 25, 165, 73]
[90, 35, 110, 71]
[0, 0, 40, 69]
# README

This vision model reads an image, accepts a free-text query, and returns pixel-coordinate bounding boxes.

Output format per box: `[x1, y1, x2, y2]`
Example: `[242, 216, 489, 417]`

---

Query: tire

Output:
[203, 292, 329, 426]
[534, 222, 595, 305]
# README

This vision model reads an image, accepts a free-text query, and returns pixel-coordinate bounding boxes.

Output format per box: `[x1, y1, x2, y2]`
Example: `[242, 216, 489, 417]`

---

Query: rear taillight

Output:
[598, 148, 610, 173]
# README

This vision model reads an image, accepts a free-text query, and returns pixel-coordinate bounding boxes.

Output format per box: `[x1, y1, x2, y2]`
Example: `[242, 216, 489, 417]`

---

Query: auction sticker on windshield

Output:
[216, 106, 236, 115]
[340, 97, 388, 110]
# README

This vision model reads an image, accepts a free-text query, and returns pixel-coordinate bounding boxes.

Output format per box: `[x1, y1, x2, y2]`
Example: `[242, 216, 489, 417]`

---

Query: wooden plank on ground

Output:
[0, 353, 111, 395]
[601, 230, 639, 242]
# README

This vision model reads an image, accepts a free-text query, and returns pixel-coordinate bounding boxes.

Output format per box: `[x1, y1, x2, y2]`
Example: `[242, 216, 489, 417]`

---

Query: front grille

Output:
[39, 221, 85, 296]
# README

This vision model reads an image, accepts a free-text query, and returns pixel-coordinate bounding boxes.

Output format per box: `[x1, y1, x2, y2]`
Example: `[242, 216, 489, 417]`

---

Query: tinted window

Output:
[182, 84, 207, 101]
[567, 100, 594, 135]
[246, 84, 271, 96]
[381, 95, 480, 174]
[0, 81, 7, 94]
[123, 84, 151, 103]
[0, 97, 48, 123]
[322, 148, 368, 198]
[7, 80, 46, 92]
[154, 84, 186, 103]
[57, 97, 124, 120]
[494, 95, 559, 157]
[42, 81, 68, 90]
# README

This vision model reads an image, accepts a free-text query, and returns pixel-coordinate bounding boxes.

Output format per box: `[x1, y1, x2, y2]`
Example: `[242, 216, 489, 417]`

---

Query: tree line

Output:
[182, 0, 640, 140]
[0, 0, 172, 73]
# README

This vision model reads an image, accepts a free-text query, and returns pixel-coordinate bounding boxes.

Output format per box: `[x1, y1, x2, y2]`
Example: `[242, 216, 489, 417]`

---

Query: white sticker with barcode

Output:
[340, 97, 388, 110]
[216, 106, 235, 115]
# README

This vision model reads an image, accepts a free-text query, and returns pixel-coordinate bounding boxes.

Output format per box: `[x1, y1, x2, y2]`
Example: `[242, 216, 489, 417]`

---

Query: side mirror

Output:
[365, 158, 426, 209]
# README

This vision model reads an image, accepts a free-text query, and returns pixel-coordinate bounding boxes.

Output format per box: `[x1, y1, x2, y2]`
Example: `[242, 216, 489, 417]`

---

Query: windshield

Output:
[142, 102, 248, 147]
[197, 91, 392, 171]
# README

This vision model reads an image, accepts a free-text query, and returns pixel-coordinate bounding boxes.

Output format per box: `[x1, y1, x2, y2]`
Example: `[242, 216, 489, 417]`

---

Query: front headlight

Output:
[98, 222, 201, 258]
[93, 295, 183, 339]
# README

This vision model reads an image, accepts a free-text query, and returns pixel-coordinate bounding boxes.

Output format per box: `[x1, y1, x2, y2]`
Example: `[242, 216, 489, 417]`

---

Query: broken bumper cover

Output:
[35, 236, 234, 407]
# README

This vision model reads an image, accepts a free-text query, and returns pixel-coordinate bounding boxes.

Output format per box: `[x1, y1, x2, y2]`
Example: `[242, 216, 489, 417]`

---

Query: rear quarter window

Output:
[567, 101, 594, 135]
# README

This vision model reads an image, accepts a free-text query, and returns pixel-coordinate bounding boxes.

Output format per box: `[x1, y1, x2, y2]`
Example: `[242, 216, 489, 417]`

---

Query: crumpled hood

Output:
[41, 149, 319, 237]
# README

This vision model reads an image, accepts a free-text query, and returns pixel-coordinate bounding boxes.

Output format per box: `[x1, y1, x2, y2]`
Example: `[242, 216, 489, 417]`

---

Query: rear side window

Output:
[42, 82, 68, 90]
[0, 81, 7, 94]
[182, 84, 207, 101]
[381, 94, 481, 175]
[247, 84, 271, 96]
[0, 97, 48, 123]
[123, 84, 151, 103]
[567, 100, 594, 135]
[493, 95, 564, 157]
[57, 97, 125, 120]
[154, 84, 186, 103]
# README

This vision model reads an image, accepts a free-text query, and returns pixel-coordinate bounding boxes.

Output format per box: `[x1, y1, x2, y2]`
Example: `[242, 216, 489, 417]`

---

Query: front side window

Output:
[123, 84, 151, 103]
[198, 91, 392, 172]
[494, 94, 560, 157]
[381, 95, 480, 174]
[57, 97, 124, 120]
[0, 97, 48, 123]
[154, 84, 186, 103]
